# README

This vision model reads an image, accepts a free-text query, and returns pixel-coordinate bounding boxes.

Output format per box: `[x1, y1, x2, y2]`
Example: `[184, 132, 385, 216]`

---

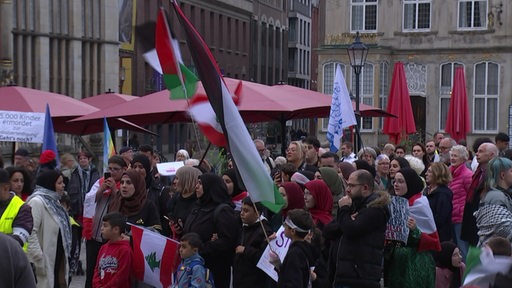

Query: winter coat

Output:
[277, 240, 316, 288]
[0, 232, 37, 288]
[425, 185, 453, 242]
[93, 239, 132, 288]
[174, 253, 206, 288]
[183, 203, 240, 288]
[448, 164, 472, 223]
[27, 196, 70, 288]
[232, 219, 273, 288]
[126, 200, 161, 230]
[68, 165, 100, 220]
[334, 190, 391, 288]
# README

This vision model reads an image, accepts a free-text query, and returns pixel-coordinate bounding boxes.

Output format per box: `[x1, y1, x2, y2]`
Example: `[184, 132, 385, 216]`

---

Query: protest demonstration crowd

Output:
[2, 131, 512, 288]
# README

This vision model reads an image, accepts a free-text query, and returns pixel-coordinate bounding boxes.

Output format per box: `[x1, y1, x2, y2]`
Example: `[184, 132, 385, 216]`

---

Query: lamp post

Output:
[347, 32, 368, 152]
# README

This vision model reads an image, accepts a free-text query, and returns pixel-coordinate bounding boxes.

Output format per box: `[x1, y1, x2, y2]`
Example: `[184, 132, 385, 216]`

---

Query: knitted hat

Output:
[39, 150, 56, 164]
[338, 162, 356, 181]
[0, 168, 9, 184]
[15, 148, 30, 157]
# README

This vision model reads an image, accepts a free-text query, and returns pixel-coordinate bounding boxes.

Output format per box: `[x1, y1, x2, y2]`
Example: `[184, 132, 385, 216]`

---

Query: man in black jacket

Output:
[333, 170, 390, 288]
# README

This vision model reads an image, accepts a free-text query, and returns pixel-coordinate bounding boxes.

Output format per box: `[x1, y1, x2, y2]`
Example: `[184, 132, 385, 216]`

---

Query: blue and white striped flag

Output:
[327, 65, 356, 152]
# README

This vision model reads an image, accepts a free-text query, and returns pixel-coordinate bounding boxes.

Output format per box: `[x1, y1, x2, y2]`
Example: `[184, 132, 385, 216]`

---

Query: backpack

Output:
[187, 259, 215, 288]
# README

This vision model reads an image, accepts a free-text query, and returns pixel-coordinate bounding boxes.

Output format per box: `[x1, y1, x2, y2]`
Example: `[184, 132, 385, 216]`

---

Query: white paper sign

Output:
[256, 226, 292, 282]
[156, 161, 185, 176]
[0, 110, 45, 143]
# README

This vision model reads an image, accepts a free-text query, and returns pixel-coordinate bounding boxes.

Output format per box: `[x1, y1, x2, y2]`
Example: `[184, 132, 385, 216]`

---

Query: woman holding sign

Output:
[384, 168, 441, 288]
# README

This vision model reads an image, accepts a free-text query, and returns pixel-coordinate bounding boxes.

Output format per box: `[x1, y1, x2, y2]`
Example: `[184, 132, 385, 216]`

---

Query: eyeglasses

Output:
[346, 183, 363, 188]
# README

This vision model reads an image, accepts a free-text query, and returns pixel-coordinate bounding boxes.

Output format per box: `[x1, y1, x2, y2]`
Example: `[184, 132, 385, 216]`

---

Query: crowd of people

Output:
[1, 132, 512, 287]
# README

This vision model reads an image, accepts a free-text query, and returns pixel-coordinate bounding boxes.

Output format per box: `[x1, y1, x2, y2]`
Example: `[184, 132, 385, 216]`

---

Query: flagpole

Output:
[198, 142, 211, 167]
[252, 202, 276, 254]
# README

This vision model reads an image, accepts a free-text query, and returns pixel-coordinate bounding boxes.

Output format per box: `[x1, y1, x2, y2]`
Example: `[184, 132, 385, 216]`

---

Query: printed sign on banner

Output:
[385, 196, 410, 244]
[256, 226, 291, 282]
[156, 161, 185, 176]
[0, 110, 45, 143]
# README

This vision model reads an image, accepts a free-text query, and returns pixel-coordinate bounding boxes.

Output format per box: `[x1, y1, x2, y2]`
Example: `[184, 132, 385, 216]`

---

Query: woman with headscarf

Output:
[384, 167, 441, 288]
[27, 170, 71, 288]
[434, 241, 465, 288]
[304, 179, 333, 229]
[109, 170, 160, 231]
[318, 167, 344, 216]
[167, 166, 202, 240]
[131, 153, 170, 235]
[175, 149, 190, 162]
[222, 168, 248, 212]
[270, 181, 305, 231]
[388, 156, 410, 195]
[183, 173, 240, 288]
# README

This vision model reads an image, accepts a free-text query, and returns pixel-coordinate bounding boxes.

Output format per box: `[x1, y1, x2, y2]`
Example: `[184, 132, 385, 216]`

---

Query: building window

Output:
[473, 62, 498, 132]
[379, 62, 389, 129]
[458, 0, 487, 29]
[439, 62, 464, 131]
[322, 62, 345, 130]
[351, 0, 377, 32]
[351, 63, 374, 131]
[403, 0, 431, 31]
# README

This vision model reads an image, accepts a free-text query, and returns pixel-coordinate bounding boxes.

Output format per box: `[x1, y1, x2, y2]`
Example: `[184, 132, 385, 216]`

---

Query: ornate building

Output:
[318, 0, 512, 147]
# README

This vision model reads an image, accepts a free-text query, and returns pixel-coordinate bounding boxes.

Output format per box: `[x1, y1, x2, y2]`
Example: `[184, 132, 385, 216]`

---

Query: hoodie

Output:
[93, 239, 132, 288]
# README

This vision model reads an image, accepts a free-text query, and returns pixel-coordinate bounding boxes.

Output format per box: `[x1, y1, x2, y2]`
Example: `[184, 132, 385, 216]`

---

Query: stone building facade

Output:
[318, 0, 512, 149]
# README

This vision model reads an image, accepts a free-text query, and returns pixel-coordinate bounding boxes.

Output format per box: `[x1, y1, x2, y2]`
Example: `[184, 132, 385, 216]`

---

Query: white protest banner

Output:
[0, 110, 45, 143]
[156, 161, 185, 176]
[385, 196, 410, 244]
[256, 226, 291, 282]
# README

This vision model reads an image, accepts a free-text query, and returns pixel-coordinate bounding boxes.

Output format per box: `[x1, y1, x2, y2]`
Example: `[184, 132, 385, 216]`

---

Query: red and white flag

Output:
[408, 193, 441, 252]
[131, 224, 180, 288]
[188, 93, 227, 147]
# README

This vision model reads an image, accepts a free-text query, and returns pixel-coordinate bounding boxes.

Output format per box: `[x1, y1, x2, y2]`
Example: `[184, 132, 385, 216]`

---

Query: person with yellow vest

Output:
[0, 168, 33, 249]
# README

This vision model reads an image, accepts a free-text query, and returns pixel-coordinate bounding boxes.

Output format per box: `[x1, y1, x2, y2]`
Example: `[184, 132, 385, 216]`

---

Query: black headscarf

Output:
[36, 170, 63, 191]
[434, 241, 462, 288]
[198, 173, 232, 207]
[222, 168, 244, 197]
[131, 153, 152, 189]
[398, 167, 424, 199]
[354, 159, 376, 178]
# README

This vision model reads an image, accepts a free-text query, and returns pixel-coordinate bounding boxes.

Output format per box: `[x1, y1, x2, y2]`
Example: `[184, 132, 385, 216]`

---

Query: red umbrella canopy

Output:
[383, 62, 416, 144]
[81, 92, 138, 109]
[445, 67, 470, 142]
[0, 86, 98, 133]
[70, 77, 395, 127]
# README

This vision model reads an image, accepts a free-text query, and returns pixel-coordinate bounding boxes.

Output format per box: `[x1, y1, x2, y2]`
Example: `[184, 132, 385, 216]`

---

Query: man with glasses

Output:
[332, 170, 390, 288]
[438, 138, 457, 166]
[82, 155, 127, 288]
[254, 139, 275, 175]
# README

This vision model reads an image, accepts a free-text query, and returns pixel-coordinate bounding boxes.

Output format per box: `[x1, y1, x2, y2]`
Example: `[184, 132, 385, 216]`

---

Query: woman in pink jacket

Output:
[448, 145, 473, 259]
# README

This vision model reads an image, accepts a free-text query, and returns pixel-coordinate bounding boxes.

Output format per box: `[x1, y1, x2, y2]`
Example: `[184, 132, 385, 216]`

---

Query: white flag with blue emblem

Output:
[327, 65, 356, 152]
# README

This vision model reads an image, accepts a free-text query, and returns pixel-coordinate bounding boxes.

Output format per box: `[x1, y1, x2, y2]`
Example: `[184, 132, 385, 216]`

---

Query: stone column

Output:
[0, 0, 13, 85]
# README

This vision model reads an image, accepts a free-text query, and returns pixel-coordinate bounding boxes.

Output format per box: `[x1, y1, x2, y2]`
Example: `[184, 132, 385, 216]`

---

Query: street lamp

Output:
[347, 32, 368, 152]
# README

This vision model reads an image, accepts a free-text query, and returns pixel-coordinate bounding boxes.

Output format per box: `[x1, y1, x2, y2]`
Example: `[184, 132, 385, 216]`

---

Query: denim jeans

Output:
[453, 223, 469, 260]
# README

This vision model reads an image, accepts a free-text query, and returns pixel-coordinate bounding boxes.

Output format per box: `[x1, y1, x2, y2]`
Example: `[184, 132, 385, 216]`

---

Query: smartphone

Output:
[104, 172, 111, 179]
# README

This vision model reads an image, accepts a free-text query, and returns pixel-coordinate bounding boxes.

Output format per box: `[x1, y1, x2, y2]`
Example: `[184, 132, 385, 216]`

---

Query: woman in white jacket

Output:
[27, 170, 71, 288]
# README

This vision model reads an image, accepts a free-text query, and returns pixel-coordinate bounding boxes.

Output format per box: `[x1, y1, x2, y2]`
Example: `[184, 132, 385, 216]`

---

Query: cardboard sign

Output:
[385, 196, 410, 244]
[0, 110, 45, 143]
[256, 226, 291, 282]
[156, 161, 184, 176]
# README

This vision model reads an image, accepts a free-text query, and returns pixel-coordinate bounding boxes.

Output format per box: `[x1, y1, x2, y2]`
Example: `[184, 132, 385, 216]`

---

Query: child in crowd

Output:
[434, 241, 465, 288]
[93, 212, 132, 288]
[173, 232, 207, 288]
[233, 197, 273, 288]
[271, 209, 316, 288]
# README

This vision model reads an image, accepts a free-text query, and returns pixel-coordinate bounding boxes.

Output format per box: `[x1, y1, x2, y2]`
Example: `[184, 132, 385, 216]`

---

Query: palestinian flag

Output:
[131, 224, 180, 288]
[155, 8, 197, 99]
[170, 1, 284, 213]
[463, 245, 512, 286]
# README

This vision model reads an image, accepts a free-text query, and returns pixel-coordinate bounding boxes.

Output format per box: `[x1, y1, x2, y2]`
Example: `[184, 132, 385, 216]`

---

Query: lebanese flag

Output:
[131, 224, 179, 288]
[408, 193, 441, 252]
[155, 8, 198, 100]
[170, 1, 284, 212]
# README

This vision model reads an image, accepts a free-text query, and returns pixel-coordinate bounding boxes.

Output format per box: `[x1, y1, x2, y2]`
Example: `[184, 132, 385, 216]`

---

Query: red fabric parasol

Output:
[383, 62, 416, 144]
[445, 67, 470, 142]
